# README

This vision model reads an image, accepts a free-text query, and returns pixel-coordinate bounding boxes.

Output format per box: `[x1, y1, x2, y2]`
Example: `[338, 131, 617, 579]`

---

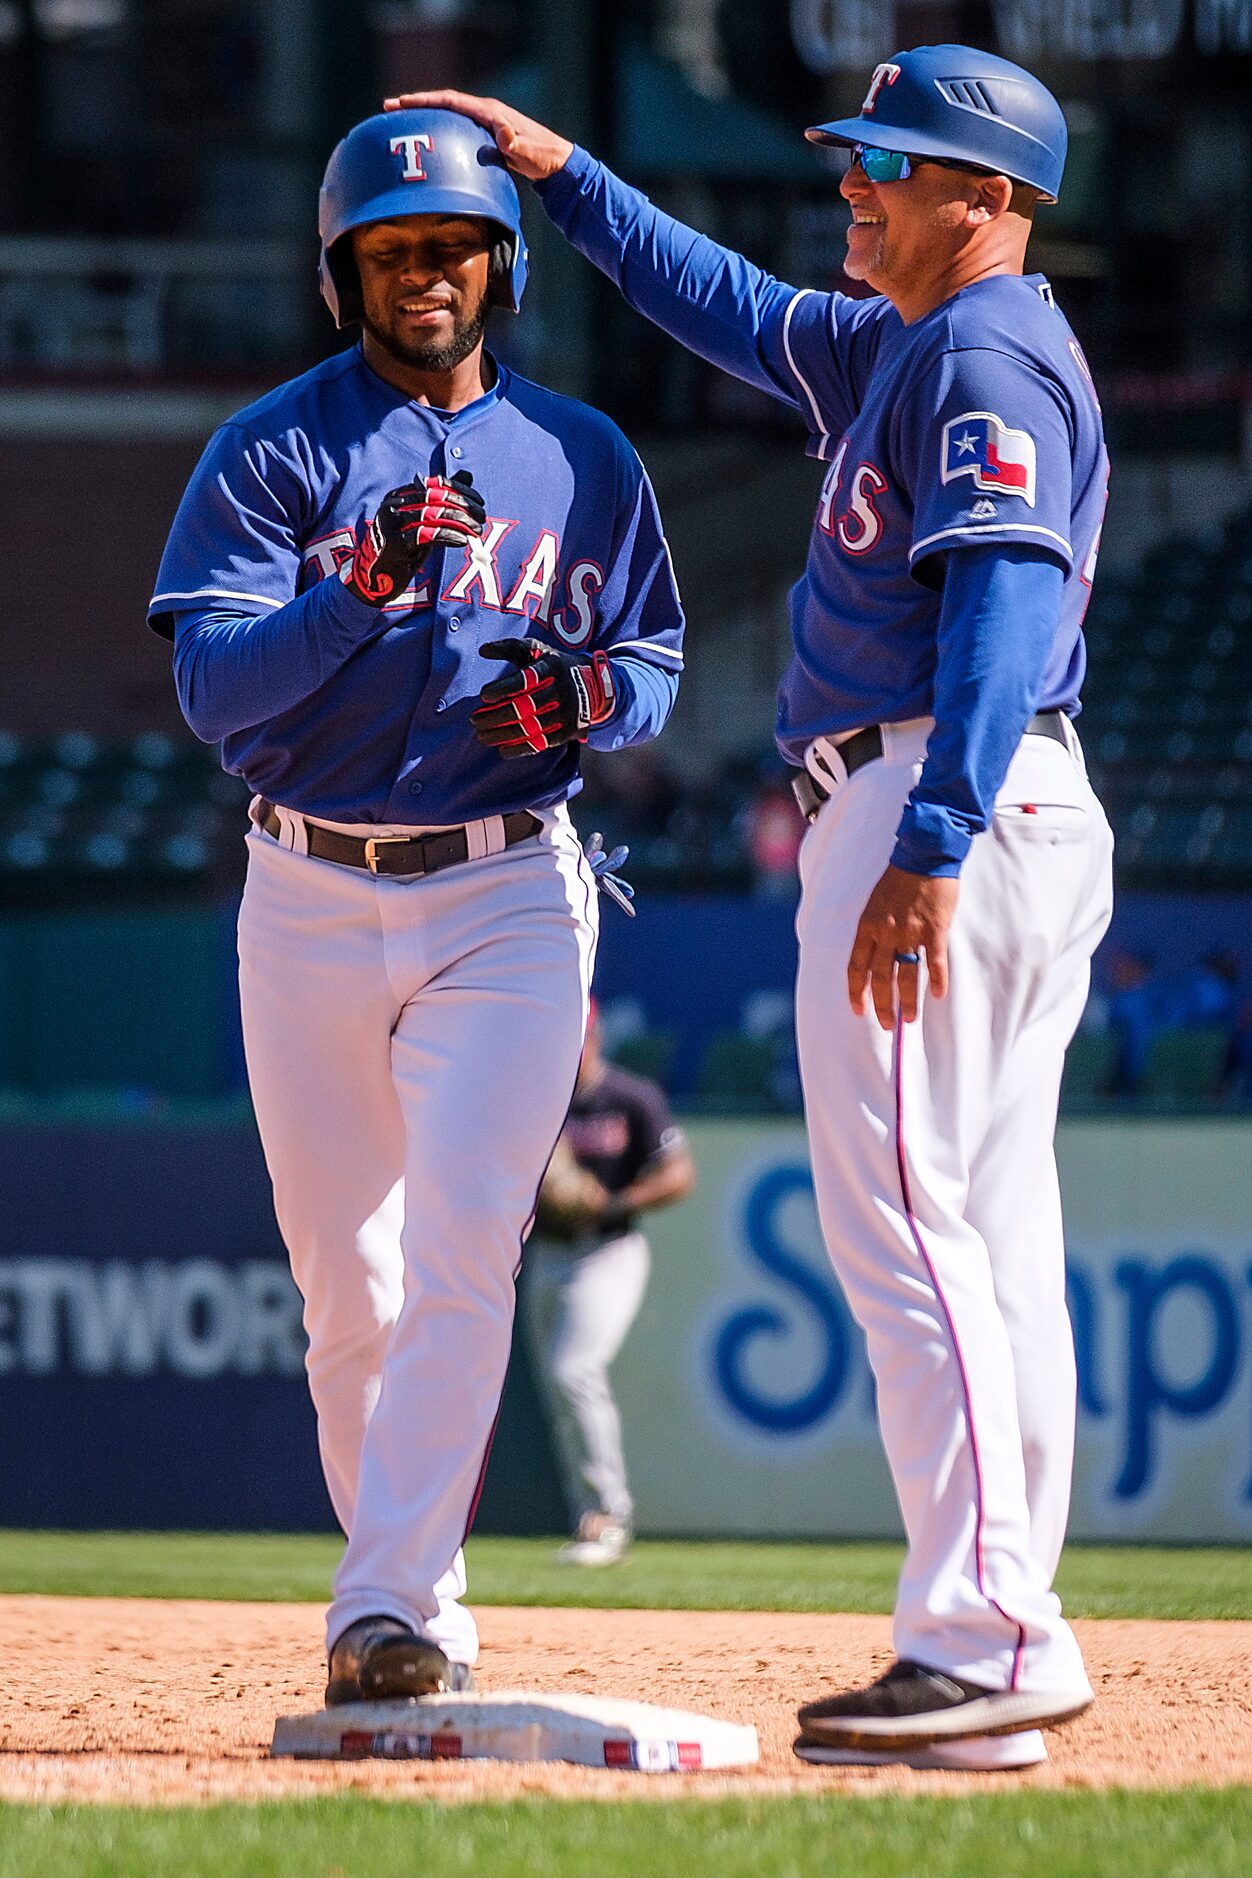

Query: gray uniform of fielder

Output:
[524, 1061, 685, 1533]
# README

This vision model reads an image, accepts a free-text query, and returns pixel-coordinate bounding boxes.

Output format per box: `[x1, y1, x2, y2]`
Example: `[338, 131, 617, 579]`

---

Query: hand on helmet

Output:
[343, 469, 486, 607]
[471, 637, 617, 756]
[383, 91, 573, 184]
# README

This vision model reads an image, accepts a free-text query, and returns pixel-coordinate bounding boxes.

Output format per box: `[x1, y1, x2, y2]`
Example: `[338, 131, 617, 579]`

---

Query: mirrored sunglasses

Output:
[852, 144, 915, 183]
[851, 143, 996, 184]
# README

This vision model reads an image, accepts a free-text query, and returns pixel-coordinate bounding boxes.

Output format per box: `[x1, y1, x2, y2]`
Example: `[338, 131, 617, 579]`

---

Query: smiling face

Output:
[351, 213, 494, 374]
[839, 152, 1018, 317]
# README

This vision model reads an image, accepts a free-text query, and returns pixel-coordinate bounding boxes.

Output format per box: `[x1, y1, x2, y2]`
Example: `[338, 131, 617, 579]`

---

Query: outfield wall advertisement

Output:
[618, 1120, 1252, 1544]
[0, 1121, 333, 1530]
[3, 1115, 1251, 1539]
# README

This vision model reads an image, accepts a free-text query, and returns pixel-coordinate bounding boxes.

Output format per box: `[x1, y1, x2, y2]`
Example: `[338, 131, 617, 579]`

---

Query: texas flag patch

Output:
[941, 412, 1037, 508]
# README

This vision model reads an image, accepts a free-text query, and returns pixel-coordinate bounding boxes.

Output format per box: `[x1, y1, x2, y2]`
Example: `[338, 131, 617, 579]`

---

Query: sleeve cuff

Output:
[533, 143, 598, 217]
[891, 801, 977, 878]
[585, 656, 634, 751]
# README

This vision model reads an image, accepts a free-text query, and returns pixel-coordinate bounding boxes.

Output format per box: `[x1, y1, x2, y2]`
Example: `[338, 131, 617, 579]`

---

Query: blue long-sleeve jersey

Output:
[537, 148, 1109, 874]
[150, 345, 684, 825]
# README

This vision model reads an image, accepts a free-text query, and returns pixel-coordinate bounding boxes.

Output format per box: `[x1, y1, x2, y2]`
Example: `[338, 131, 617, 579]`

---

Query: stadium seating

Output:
[0, 732, 249, 890]
[1082, 501, 1252, 883]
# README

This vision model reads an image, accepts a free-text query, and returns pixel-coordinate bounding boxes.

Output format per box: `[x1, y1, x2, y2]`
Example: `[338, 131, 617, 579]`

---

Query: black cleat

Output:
[325, 1616, 476, 1707]
[796, 1657, 1092, 1751]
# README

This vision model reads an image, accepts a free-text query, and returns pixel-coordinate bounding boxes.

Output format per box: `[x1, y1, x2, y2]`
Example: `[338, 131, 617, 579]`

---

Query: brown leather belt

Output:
[258, 801, 542, 878]
[791, 710, 1070, 823]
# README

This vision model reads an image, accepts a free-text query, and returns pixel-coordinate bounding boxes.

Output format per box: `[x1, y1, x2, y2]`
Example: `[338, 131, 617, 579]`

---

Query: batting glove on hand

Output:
[471, 637, 617, 756]
[343, 469, 485, 607]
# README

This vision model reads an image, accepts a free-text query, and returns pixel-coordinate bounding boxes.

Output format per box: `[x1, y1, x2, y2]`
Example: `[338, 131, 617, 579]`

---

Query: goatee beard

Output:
[364, 300, 489, 374]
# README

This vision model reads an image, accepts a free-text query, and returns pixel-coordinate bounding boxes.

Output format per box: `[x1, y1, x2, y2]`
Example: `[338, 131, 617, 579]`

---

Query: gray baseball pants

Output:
[523, 1230, 650, 1524]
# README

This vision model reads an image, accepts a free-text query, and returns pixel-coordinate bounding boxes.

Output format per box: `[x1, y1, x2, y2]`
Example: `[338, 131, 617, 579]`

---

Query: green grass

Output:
[0, 1791, 1248, 1878]
[0, 1530, 341, 1604]
[0, 1530, 1248, 1620]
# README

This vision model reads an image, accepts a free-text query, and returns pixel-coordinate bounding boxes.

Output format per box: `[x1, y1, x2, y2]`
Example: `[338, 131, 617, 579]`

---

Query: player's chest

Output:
[298, 450, 606, 648]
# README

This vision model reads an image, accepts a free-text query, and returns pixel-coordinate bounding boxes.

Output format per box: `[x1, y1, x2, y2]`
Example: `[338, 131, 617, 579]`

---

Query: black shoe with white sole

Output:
[795, 1658, 1092, 1751]
[792, 1727, 1048, 1771]
[325, 1616, 476, 1707]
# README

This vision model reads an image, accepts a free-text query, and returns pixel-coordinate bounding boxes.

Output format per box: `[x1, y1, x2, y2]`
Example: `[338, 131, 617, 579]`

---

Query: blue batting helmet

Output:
[318, 108, 529, 326]
[805, 45, 1067, 203]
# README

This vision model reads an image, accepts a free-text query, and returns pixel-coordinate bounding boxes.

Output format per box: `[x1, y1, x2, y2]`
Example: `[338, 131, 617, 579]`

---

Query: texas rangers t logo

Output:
[941, 412, 1037, 508]
[389, 132, 433, 181]
[861, 63, 901, 114]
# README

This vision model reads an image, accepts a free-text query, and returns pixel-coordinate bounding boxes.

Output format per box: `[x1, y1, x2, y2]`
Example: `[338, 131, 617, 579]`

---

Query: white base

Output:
[795, 1729, 1048, 1772]
[272, 1691, 759, 1773]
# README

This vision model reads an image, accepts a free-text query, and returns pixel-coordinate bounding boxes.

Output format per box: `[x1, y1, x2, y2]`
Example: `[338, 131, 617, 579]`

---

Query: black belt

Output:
[258, 801, 542, 877]
[791, 711, 1069, 823]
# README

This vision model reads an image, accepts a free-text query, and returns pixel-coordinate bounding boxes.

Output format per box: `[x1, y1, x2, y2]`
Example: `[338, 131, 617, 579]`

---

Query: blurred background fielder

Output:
[527, 998, 696, 1564]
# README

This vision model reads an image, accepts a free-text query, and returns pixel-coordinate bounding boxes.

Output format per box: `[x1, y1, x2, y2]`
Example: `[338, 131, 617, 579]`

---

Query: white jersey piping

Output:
[908, 523, 1073, 563]
[782, 290, 832, 460]
[616, 639, 684, 665]
[150, 588, 285, 611]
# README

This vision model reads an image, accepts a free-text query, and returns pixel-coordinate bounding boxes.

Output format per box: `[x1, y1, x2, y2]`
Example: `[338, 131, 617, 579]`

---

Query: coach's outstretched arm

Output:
[387, 89, 857, 434]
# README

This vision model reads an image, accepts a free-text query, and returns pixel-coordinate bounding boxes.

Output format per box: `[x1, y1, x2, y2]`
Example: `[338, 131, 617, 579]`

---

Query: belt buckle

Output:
[364, 834, 418, 876]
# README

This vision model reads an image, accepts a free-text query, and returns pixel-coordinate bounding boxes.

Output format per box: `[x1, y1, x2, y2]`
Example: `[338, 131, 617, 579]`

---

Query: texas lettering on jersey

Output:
[816, 438, 889, 555]
[301, 519, 604, 646]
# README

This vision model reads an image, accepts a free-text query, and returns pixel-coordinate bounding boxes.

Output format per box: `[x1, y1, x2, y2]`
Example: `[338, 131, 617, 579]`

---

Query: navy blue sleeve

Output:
[891, 544, 1065, 877]
[171, 578, 385, 743]
[536, 147, 871, 453]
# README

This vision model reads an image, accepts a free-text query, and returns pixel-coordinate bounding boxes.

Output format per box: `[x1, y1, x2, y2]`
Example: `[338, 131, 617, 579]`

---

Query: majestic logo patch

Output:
[941, 412, 1037, 508]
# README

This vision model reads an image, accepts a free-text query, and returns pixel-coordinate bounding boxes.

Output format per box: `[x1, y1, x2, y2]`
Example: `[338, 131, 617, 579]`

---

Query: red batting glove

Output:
[343, 470, 486, 606]
[471, 637, 616, 755]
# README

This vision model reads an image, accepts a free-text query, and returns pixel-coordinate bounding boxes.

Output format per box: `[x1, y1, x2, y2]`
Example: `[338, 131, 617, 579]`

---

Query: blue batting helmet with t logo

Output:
[805, 44, 1067, 202]
[318, 108, 529, 326]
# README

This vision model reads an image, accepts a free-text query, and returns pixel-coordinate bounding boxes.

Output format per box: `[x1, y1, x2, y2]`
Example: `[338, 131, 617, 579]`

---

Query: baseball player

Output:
[398, 45, 1113, 1769]
[147, 109, 684, 1704]
[525, 999, 696, 1564]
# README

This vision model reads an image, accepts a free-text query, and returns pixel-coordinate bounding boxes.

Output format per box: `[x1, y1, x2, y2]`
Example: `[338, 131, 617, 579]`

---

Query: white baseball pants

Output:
[237, 801, 597, 1663]
[524, 1229, 651, 1524]
[795, 718, 1113, 1695]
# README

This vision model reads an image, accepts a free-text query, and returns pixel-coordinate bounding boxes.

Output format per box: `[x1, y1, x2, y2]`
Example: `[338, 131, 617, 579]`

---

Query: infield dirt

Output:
[0, 1596, 1248, 1803]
